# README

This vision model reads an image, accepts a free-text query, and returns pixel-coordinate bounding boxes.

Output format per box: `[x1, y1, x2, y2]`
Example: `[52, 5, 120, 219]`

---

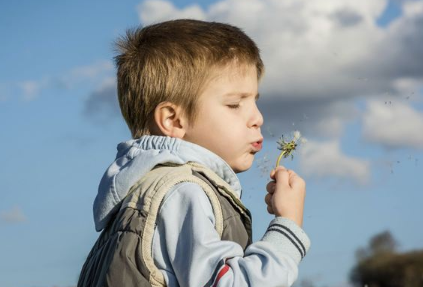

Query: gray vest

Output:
[78, 162, 252, 287]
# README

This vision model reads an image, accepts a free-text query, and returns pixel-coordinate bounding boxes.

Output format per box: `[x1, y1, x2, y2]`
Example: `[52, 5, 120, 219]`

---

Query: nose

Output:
[249, 102, 264, 128]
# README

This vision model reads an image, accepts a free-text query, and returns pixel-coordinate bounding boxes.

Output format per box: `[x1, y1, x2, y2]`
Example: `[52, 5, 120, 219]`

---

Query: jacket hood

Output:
[93, 135, 242, 231]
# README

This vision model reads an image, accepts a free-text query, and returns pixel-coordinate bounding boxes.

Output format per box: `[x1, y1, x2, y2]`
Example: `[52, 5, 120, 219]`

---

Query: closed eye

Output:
[228, 104, 240, 109]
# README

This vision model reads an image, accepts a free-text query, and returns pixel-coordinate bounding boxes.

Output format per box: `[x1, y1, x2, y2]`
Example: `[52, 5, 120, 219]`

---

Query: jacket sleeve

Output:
[152, 182, 311, 287]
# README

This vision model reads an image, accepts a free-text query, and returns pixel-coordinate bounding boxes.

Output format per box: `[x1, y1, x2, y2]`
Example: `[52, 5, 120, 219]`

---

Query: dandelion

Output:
[275, 130, 306, 168]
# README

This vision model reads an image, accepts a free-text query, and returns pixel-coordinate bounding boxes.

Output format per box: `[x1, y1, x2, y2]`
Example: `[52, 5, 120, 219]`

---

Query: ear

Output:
[152, 102, 188, 138]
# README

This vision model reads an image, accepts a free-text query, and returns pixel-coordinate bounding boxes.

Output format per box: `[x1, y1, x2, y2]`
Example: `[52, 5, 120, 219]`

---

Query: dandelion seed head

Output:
[275, 130, 304, 167]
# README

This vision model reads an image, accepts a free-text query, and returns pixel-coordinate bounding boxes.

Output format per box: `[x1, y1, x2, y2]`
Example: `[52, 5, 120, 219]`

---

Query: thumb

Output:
[272, 166, 290, 187]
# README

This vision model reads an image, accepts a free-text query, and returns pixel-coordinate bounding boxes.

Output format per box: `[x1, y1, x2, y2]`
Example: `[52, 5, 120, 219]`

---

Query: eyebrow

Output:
[224, 92, 260, 100]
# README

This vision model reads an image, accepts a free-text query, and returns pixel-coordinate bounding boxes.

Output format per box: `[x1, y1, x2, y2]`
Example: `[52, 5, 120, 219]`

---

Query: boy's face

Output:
[182, 64, 263, 173]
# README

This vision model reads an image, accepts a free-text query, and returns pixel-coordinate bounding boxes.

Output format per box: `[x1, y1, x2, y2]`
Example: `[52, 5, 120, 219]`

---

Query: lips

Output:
[251, 139, 263, 151]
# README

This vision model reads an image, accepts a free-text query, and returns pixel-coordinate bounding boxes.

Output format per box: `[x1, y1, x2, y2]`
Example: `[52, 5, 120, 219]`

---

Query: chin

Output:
[232, 162, 253, 174]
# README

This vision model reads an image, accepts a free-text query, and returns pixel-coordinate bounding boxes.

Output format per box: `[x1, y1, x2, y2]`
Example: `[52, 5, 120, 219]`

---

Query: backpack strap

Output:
[119, 163, 224, 287]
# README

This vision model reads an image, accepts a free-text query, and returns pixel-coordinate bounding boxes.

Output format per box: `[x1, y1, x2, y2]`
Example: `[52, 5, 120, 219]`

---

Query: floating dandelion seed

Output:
[293, 130, 301, 141]
[256, 153, 271, 177]
[275, 130, 306, 168]
[299, 113, 309, 123]
[266, 126, 275, 137]
[387, 161, 394, 174]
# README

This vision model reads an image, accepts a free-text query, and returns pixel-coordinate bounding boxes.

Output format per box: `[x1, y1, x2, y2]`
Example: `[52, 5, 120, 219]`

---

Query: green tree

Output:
[350, 230, 423, 287]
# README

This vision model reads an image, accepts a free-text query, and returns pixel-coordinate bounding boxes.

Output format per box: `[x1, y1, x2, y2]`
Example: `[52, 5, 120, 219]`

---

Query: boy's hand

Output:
[265, 166, 306, 227]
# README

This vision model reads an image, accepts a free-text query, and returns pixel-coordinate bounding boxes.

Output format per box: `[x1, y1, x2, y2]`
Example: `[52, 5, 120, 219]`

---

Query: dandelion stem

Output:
[276, 151, 287, 168]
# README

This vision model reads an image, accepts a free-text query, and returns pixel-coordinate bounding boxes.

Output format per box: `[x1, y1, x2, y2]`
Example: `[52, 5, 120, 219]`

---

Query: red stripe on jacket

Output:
[212, 264, 230, 287]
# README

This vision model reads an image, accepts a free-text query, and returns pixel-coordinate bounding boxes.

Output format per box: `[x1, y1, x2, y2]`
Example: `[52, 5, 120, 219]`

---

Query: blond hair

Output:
[114, 19, 264, 138]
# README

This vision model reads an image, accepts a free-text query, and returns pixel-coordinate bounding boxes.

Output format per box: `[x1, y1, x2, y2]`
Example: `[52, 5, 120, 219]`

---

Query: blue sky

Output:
[1, 1, 423, 287]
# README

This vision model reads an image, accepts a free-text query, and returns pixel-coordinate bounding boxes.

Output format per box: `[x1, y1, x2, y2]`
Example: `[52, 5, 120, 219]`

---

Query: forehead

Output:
[201, 63, 258, 97]
[212, 62, 257, 80]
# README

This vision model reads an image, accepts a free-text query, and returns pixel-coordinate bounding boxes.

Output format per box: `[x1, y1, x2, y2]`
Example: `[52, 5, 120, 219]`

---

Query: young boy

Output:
[78, 19, 310, 287]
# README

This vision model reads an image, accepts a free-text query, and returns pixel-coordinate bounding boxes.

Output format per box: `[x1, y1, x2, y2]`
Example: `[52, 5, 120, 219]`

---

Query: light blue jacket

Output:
[94, 135, 311, 287]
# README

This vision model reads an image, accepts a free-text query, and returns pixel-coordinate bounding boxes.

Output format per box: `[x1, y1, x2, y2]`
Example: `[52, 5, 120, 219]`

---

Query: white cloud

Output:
[314, 117, 345, 138]
[54, 60, 114, 91]
[20, 80, 45, 101]
[83, 77, 120, 121]
[403, 0, 423, 17]
[299, 139, 371, 185]
[362, 100, 423, 149]
[68, 60, 114, 82]
[9, 60, 115, 101]
[1, 206, 27, 223]
[260, 98, 359, 139]
[136, 0, 396, 100]
[98, 76, 116, 90]
[137, 0, 205, 23]
[392, 76, 423, 97]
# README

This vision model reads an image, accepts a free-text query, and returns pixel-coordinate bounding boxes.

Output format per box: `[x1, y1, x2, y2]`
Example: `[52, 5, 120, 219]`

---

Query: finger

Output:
[287, 169, 297, 186]
[266, 181, 276, 194]
[287, 169, 297, 177]
[267, 205, 274, 214]
[274, 168, 290, 187]
[291, 175, 306, 190]
[264, 193, 272, 206]
[270, 166, 287, 180]
[287, 170, 305, 188]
